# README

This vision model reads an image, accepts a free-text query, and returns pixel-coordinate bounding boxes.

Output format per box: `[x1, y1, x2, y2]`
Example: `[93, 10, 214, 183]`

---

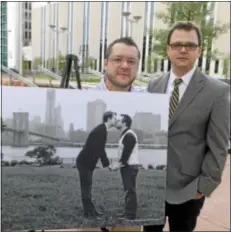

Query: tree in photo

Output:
[150, 2, 230, 72]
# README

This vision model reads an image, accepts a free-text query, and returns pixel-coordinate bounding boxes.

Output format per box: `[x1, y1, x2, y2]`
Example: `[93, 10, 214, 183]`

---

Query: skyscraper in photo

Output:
[87, 99, 106, 131]
[45, 88, 56, 126]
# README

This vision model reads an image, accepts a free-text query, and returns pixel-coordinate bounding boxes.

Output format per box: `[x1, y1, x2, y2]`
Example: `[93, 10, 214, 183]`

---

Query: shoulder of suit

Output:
[92, 123, 104, 132]
[203, 73, 230, 92]
[123, 131, 137, 140]
[147, 72, 168, 88]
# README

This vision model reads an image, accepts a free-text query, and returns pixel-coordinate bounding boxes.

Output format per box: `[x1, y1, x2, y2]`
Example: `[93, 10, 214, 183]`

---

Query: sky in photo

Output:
[2, 86, 170, 131]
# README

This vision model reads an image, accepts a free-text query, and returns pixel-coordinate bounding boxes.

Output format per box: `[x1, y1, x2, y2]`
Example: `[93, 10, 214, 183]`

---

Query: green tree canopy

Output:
[150, 2, 230, 60]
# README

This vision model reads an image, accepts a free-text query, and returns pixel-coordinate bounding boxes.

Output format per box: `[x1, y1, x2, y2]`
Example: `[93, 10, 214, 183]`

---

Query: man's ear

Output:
[198, 46, 203, 57]
[104, 59, 108, 70]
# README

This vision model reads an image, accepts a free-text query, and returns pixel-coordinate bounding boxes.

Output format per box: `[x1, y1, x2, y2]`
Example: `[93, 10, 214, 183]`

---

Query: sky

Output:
[2, 86, 170, 131]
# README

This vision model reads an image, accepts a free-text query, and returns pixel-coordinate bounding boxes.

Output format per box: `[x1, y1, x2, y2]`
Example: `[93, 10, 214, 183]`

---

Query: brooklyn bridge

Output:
[2, 112, 167, 149]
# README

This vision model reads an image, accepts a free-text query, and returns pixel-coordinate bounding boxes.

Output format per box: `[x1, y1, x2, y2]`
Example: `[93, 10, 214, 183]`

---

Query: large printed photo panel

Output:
[2, 86, 169, 230]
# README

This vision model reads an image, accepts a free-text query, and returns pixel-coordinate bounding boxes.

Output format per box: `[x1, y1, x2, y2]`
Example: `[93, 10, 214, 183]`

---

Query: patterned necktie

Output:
[169, 78, 183, 119]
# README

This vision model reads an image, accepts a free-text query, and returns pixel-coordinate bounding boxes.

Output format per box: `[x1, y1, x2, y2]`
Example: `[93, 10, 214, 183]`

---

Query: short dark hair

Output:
[167, 21, 203, 46]
[103, 111, 116, 123]
[121, 114, 132, 128]
[105, 37, 141, 60]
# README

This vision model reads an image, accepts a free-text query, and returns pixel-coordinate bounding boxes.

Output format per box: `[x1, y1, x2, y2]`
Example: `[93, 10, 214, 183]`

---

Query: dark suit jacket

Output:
[76, 123, 110, 170]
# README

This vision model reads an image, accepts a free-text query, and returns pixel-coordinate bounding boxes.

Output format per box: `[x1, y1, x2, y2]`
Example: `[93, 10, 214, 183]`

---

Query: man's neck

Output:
[121, 127, 129, 134]
[171, 66, 194, 78]
[104, 123, 109, 131]
[105, 79, 131, 92]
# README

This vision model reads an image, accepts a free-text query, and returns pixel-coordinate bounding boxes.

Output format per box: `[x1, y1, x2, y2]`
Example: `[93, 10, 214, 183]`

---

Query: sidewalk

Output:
[195, 156, 230, 231]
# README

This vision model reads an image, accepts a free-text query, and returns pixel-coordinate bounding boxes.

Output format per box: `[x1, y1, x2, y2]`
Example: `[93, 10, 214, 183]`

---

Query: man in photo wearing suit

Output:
[143, 21, 230, 232]
[111, 114, 140, 220]
[76, 111, 117, 218]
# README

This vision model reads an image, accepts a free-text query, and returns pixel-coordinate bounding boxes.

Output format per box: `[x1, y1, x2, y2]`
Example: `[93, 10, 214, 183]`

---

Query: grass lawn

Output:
[2, 166, 166, 231]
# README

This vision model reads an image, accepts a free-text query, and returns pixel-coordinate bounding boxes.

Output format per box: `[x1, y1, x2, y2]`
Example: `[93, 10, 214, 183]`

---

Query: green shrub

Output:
[11, 160, 18, 166]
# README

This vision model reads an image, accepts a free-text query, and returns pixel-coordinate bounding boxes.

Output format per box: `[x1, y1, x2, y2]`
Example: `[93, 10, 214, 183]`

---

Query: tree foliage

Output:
[25, 145, 62, 166]
[151, 2, 230, 59]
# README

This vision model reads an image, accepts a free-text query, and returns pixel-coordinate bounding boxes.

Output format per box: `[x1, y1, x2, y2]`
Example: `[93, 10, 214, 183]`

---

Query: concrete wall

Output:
[213, 2, 230, 56]
[31, 1, 230, 72]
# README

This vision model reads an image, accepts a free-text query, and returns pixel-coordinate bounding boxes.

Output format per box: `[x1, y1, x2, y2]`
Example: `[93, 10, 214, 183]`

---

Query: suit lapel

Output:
[155, 73, 170, 93]
[169, 68, 205, 128]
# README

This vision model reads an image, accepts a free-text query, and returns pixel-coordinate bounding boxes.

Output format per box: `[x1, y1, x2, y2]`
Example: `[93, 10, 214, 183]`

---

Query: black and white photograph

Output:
[2, 86, 169, 231]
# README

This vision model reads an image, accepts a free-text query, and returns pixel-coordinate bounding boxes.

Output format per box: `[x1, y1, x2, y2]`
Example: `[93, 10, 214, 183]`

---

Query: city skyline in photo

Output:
[2, 86, 170, 132]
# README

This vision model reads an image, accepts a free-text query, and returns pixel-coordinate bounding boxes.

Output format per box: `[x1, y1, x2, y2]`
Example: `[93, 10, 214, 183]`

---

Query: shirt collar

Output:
[93, 76, 145, 92]
[169, 67, 196, 86]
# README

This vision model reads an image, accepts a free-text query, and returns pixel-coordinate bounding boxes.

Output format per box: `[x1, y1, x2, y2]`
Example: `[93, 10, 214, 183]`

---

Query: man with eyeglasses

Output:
[144, 21, 230, 232]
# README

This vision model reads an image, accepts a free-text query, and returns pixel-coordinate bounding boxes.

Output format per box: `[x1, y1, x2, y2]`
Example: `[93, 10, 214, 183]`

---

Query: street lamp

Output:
[49, 24, 56, 72]
[49, 25, 70, 72]
[122, 11, 142, 37]
[79, 44, 89, 74]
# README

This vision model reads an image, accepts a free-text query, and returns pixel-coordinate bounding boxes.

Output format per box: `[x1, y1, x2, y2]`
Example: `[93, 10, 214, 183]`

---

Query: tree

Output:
[222, 55, 231, 79]
[150, 2, 230, 64]
[25, 145, 62, 166]
[57, 51, 65, 72]
[33, 57, 42, 67]
[1, 118, 6, 132]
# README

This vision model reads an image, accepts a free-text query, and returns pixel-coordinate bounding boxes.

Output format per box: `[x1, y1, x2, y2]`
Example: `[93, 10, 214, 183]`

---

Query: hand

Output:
[195, 191, 204, 199]
[108, 164, 116, 171]
[109, 162, 120, 171]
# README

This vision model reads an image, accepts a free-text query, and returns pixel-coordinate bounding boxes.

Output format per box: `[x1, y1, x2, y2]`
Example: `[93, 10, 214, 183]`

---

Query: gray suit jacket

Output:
[147, 68, 230, 197]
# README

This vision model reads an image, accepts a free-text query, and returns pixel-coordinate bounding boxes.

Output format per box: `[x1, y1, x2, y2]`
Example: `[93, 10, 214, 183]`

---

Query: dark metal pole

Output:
[52, 31, 55, 72]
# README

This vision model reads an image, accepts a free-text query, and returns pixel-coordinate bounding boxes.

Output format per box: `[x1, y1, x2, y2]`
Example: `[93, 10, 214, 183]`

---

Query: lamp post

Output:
[49, 24, 56, 72]
[49, 25, 69, 73]
[79, 44, 89, 74]
[122, 11, 142, 37]
[7, 30, 12, 66]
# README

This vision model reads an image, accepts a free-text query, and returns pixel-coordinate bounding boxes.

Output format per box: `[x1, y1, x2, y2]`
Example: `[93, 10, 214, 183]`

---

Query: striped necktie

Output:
[169, 78, 183, 119]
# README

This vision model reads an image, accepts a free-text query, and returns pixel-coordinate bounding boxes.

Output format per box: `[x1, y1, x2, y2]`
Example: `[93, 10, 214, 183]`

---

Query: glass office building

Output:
[1, 2, 8, 66]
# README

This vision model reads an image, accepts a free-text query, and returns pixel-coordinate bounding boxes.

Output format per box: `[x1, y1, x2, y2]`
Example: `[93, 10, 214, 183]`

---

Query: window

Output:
[29, 22, 31, 29]
[29, 31, 31, 39]
[25, 31, 28, 38]
[25, 12, 27, 19]
[25, 21, 28, 29]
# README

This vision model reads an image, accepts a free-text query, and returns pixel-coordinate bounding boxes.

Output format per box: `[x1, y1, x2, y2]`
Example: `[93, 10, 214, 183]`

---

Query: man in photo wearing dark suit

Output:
[111, 114, 140, 220]
[143, 21, 230, 232]
[76, 111, 117, 218]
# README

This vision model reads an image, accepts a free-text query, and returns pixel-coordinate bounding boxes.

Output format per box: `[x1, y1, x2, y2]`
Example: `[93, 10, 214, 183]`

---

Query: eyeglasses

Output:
[169, 42, 199, 51]
[108, 57, 138, 67]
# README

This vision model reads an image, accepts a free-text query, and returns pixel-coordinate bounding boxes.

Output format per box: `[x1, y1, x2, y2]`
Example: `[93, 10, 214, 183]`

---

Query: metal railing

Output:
[36, 65, 63, 80]
[36, 65, 76, 88]
[1, 65, 38, 87]
[88, 68, 104, 79]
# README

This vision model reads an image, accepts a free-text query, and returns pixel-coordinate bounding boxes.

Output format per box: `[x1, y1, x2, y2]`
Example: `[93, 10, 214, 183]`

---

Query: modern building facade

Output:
[31, 2, 230, 73]
[6, 2, 32, 69]
[87, 100, 106, 131]
[1, 2, 8, 66]
[22, 2, 32, 46]
[132, 112, 161, 135]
